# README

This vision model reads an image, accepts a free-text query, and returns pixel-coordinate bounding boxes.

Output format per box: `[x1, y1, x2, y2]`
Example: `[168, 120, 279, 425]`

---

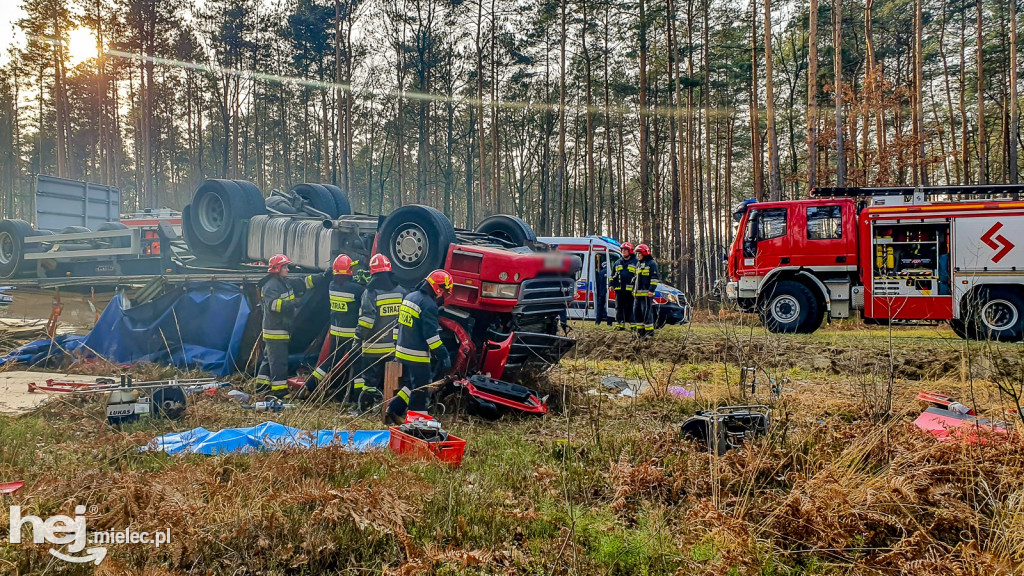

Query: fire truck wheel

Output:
[968, 288, 1024, 341]
[379, 205, 456, 286]
[474, 215, 537, 247]
[0, 219, 35, 278]
[759, 280, 821, 334]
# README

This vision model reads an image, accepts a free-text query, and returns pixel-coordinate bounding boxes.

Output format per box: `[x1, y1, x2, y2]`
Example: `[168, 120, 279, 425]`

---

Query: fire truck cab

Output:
[725, 185, 1024, 341]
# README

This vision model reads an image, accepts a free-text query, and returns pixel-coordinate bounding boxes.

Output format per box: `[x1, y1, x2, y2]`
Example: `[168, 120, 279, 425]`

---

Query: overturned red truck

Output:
[726, 185, 1024, 341]
[181, 180, 578, 415]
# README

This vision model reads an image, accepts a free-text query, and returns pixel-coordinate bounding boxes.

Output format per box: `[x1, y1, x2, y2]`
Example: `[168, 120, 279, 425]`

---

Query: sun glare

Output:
[66, 26, 97, 66]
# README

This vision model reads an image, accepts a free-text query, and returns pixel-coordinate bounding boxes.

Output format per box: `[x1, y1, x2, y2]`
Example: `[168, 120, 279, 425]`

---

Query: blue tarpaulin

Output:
[146, 421, 391, 455]
[82, 282, 251, 376]
[0, 334, 86, 367]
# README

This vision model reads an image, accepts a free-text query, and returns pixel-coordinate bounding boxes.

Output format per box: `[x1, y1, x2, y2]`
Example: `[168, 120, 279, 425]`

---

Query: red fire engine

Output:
[725, 185, 1024, 340]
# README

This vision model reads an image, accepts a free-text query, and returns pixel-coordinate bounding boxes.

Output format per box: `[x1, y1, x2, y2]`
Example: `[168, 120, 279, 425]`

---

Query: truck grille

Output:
[514, 277, 574, 317]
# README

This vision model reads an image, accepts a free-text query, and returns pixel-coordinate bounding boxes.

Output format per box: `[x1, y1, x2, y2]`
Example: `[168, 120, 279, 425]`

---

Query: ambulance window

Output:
[807, 205, 842, 240]
[756, 208, 787, 240]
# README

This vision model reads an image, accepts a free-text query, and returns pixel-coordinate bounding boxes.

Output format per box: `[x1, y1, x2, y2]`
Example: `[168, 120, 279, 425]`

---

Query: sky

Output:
[0, 1, 28, 65]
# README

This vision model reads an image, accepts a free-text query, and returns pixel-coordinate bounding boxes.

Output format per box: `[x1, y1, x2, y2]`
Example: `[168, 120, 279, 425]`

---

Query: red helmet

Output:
[332, 254, 354, 276]
[636, 244, 651, 257]
[369, 253, 392, 274]
[621, 242, 634, 256]
[425, 269, 454, 298]
[268, 254, 291, 274]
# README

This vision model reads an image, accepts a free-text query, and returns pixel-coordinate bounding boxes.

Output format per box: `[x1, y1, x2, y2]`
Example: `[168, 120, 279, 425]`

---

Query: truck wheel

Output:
[966, 288, 1024, 341]
[97, 222, 130, 249]
[321, 184, 352, 216]
[0, 219, 35, 278]
[379, 205, 456, 286]
[232, 180, 269, 214]
[759, 280, 820, 334]
[474, 215, 536, 247]
[192, 180, 258, 246]
[59, 226, 92, 234]
[949, 318, 969, 339]
[291, 183, 339, 218]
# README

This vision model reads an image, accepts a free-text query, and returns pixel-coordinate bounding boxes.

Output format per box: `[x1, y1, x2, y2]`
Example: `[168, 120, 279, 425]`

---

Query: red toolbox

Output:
[388, 425, 466, 467]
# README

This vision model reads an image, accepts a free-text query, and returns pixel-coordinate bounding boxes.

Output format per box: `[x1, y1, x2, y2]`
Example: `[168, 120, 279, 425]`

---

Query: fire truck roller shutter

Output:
[758, 279, 824, 334]
[958, 286, 1024, 342]
[378, 205, 457, 286]
[474, 215, 537, 247]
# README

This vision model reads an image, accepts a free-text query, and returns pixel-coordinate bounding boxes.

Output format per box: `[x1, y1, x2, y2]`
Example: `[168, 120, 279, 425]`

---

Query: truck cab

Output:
[727, 197, 859, 332]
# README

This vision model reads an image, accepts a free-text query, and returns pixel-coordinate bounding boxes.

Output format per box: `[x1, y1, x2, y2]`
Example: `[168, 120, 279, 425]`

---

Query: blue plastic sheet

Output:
[146, 421, 391, 455]
[82, 282, 251, 376]
[0, 334, 86, 367]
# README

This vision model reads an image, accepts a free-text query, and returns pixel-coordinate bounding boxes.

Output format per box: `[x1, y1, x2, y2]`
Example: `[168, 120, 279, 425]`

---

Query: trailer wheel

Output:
[321, 184, 352, 217]
[965, 288, 1024, 341]
[97, 222, 130, 249]
[379, 205, 456, 286]
[474, 215, 537, 247]
[59, 226, 92, 234]
[759, 280, 820, 334]
[0, 219, 35, 278]
[291, 183, 339, 218]
[231, 180, 268, 211]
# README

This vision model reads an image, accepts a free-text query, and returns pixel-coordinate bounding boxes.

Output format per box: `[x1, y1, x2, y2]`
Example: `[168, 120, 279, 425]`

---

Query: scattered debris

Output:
[914, 391, 1009, 443]
[242, 398, 297, 412]
[146, 421, 391, 455]
[0, 481, 24, 494]
[681, 405, 770, 455]
[667, 385, 695, 398]
[452, 375, 547, 420]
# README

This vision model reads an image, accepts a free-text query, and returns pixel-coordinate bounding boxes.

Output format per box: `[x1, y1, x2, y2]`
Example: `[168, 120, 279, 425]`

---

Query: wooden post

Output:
[382, 361, 403, 416]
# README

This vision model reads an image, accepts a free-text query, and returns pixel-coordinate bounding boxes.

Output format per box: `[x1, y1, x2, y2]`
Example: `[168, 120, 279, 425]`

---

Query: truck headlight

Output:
[481, 282, 519, 299]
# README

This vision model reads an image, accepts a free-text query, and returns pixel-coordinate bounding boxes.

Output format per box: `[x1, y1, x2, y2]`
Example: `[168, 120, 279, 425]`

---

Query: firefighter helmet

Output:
[636, 244, 651, 257]
[332, 254, 354, 276]
[268, 254, 292, 274]
[369, 253, 392, 274]
[425, 269, 454, 298]
[621, 242, 634, 256]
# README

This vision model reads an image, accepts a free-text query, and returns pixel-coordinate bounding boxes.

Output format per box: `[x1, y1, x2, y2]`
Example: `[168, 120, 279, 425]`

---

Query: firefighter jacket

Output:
[632, 256, 660, 297]
[261, 273, 319, 340]
[612, 254, 638, 292]
[356, 273, 408, 355]
[394, 284, 450, 365]
[329, 276, 365, 340]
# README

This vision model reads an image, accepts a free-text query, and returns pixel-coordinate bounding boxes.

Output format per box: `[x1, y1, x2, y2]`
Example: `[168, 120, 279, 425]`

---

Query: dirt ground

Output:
[1, 318, 1023, 575]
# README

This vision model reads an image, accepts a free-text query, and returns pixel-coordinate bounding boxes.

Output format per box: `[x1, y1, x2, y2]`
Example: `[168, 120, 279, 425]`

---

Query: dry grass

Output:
[2, 321, 1024, 574]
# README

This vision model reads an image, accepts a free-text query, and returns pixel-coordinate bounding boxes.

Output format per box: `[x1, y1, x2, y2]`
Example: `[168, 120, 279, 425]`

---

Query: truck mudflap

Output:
[452, 374, 548, 420]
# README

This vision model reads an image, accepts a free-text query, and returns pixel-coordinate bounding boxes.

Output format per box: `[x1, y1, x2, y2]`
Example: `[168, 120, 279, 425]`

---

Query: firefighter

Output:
[256, 254, 328, 396]
[354, 254, 408, 410]
[385, 269, 454, 425]
[611, 242, 638, 330]
[304, 254, 365, 398]
[631, 243, 660, 337]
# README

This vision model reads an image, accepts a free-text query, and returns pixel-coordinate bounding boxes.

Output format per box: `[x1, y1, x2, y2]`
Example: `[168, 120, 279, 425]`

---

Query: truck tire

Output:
[321, 184, 352, 217]
[474, 215, 536, 247]
[758, 280, 821, 334]
[231, 180, 266, 207]
[59, 226, 92, 234]
[291, 183, 339, 218]
[0, 219, 35, 278]
[192, 179, 262, 246]
[963, 288, 1024, 341]
[97, 222, 130, 249]
[379, 205, 457, 286]
[949, 318, 969, 339]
